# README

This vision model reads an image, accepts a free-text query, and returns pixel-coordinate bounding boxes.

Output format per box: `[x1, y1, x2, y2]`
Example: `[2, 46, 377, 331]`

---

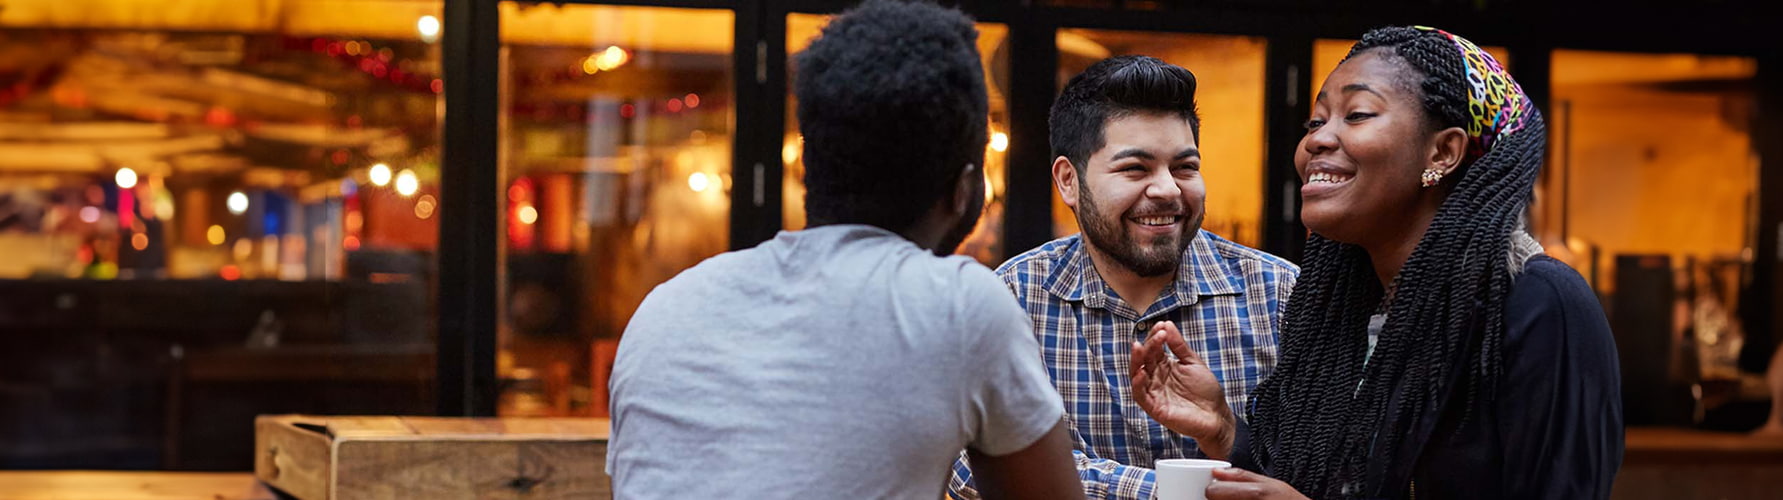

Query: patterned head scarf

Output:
[1414, 26, 1530, 164]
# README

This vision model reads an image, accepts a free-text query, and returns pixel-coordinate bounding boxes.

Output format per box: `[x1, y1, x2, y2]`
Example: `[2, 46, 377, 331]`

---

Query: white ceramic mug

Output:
[1154, 458, 1231, 500]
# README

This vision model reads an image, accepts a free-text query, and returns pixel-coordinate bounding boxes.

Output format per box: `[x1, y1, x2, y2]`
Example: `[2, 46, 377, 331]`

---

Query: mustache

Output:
[1126, 201, 1186, 217]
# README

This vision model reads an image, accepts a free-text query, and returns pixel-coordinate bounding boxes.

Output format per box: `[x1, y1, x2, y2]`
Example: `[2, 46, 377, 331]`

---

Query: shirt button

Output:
[1135, 320, 1157, 337]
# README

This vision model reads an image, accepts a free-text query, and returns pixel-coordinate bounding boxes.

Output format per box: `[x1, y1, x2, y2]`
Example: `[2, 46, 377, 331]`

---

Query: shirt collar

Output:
[1042, 231, 1244, 313]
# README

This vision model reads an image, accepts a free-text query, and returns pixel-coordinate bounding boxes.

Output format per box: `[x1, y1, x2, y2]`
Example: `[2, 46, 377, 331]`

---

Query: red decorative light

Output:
[203, 107, 236, 127]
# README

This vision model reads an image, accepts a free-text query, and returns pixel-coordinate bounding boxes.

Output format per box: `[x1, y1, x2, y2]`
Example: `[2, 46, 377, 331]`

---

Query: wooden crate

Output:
[255, 415, 610, 500]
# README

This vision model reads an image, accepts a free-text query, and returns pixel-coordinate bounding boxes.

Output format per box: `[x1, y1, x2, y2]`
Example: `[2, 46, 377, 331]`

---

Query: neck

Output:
[1363, 199, 1442, 292]
[1084, 243, 1175, 314]
[897, 208, 955, 254]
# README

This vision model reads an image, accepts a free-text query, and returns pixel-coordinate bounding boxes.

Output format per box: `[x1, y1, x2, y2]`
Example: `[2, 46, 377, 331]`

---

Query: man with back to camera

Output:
[606, 2, 1086, 499]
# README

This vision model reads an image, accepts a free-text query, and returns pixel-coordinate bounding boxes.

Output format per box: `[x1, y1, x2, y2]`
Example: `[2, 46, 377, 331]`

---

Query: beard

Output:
[1074, 179, 1199, 277]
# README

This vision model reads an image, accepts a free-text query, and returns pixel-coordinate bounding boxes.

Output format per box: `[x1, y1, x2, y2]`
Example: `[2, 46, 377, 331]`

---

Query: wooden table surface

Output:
[0, 471, 277, 500]
[1624, 426, 1783, 464]
[0, 427, 1773, 500]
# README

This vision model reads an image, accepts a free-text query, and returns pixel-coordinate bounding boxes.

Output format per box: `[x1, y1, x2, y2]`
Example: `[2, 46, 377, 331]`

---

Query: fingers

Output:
[1150, 321, 1205, 365]
[1211, 467, 1260, 482]
[1204, 481, 1264, 500]
[1129, 340, 1148, 381]
[1205, 469, 1270, 500]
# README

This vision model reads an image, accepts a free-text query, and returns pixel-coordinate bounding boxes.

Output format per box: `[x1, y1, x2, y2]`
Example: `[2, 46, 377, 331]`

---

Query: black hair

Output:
[1247, 26, 1547, 498]
[794, 0, 987, 232]
[1050, 55, 1200, 171]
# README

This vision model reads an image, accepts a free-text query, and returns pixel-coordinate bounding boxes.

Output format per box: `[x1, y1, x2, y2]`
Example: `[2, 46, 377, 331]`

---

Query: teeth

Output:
[1136, 216, 1177, 226]
[1309, 172, 1352, 184]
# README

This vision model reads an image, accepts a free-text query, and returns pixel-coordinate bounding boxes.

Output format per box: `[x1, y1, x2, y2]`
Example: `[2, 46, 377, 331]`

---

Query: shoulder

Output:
[1508, 256, 1599, 315]
[993, 234, 1083, 295]
[1198, 231, 1300, 285]
[1504, 255, 1615, 358]
[996, 234, 1080, 279]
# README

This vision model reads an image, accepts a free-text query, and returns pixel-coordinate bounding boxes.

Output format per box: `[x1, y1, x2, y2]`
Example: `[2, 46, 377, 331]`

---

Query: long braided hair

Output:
[1247, 26, 1546, 498]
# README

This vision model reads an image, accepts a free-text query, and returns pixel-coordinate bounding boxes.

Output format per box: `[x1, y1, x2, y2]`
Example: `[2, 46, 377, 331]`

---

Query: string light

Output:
[417, 15, 441, 43]
[369, 163, 392, 187]
[688, 172, 710, 193]
[115, 167, 138, 189]
[227, 191, 249, 215]
[395, 169, 419, 196]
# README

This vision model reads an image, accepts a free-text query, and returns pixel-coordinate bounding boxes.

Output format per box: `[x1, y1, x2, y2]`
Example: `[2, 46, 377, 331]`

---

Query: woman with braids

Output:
[1128, 26, 1622, 499]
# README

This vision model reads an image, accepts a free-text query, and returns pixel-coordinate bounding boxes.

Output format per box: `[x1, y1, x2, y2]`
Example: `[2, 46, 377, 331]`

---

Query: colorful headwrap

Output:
[1414, 26, 1530, 163]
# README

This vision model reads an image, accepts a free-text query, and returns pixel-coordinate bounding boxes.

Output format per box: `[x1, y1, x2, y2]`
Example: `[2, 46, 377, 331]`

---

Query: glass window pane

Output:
[1546, 49, 1757, 386]
[784, 14, 1011, 266]
[494, 3, 733, 418]
[1054, 30, 1267, 248]
[0, 0, 442, 469]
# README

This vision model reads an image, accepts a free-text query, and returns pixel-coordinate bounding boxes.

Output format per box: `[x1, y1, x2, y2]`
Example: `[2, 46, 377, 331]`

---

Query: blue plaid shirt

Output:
[950, 230, 1297, 500]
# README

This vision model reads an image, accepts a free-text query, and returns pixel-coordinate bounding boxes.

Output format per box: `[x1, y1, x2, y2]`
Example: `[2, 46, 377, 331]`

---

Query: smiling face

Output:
[1061, 111, 1205, 277]
[1295, 50, 1455, 247]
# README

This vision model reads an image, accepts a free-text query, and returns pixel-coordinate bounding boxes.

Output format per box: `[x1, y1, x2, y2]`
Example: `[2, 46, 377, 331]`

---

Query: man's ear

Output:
[1053, 156, 1079, 208]
[952, 163, 980, 215]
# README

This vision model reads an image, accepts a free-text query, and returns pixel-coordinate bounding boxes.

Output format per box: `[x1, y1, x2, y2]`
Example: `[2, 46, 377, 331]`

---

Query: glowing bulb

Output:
[115, 167, 139, 189]
[131, 233, 148, 251]
[581, 57, 601, 75]
[417, 15, 441, 42]
[207, 225, 226, 245]
[79, 206, 101, 223]
[782, 137, 802, 165]
[395, 169, 419, 196]
[227, 191, 249, 215]
[989, 132, 1009, 153]
[688, 172, 710, 193]
[517, 205, 538, 225]
[369, 163, 392, 186]
[595, 46, 628, 71]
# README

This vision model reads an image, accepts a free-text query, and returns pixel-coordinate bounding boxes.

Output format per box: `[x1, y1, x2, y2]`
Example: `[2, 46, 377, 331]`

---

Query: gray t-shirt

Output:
[607, 225, 1065, 499]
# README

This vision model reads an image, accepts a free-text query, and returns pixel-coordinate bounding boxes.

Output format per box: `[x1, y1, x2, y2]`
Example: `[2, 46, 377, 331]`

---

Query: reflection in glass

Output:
[784, 15, 1010, 266]
[1546, 50, 1757, 393]
[495, 3, 733, 417]
[0, 0, 443, 469]
[1054, 30, 1267, 248]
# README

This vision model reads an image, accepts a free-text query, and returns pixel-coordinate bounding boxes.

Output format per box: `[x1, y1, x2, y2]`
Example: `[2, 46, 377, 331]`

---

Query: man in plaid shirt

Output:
[950, 56, 1297, 500]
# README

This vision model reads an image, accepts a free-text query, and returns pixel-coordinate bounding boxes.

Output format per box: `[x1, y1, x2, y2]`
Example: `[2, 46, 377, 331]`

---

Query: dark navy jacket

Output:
[1234, 256, 1624, 499]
